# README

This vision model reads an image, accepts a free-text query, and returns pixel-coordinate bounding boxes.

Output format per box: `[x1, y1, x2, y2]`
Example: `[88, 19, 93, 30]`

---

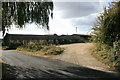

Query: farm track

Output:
[53, 43, 113, 72]
[0, 43, 120, 79]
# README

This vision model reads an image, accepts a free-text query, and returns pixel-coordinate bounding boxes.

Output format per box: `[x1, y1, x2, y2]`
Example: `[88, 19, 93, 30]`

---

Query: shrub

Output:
[92, 42, 120, 71]
[91, 1, 120, 71]
[45, 47, 64, 55]
[17, 41, 64, 55]
[112, 40, 120, 70]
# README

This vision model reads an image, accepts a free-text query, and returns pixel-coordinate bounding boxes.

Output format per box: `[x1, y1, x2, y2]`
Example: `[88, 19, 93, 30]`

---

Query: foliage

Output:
[0, 2, 1, 31]
[92, 1, 120, 46]
[41, 45, 64, 55]
[92, 43, 113, 65]
[112, 40, 120, 67]
[2, 1, 53, 35]
[92, 42, 120, 70]
[91, 1, 120, 71]
[17, 41, 64, 55]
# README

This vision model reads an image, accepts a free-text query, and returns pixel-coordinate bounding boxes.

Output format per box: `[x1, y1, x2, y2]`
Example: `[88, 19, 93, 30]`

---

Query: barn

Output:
[3, 33, 91, 48]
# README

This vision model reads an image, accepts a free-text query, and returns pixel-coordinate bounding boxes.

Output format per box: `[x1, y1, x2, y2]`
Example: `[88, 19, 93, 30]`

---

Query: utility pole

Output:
[76, 27, 77, 34]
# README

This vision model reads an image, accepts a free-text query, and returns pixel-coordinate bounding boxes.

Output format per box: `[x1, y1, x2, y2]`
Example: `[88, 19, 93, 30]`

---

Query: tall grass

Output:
[92, 41, 120, 71]
[17, 41, 64, 55]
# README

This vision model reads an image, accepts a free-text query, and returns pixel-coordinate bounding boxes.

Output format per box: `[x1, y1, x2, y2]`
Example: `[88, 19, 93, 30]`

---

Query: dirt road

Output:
[53, 43, 111, 72]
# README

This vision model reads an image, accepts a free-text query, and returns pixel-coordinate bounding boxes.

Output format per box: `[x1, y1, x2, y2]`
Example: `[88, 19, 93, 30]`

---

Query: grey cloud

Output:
[70, 13, 98, 31]
[54, 2, 100, 18]
[77, 25, 93, 31]
[53, 2, 102, 34]
[71, 13, 98, 27]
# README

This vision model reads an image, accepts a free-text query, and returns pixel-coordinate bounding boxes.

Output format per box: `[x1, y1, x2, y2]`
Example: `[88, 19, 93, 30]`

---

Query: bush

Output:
[91, 1, 120, 71]
[45, 47, 64, 55]
[112, 40, 120, 69]
[92, 42, 120, 71]
[16, 41, 64, 55]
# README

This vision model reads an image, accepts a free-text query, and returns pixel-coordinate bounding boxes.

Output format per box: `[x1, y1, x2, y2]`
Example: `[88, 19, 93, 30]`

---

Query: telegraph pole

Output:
[76, 27, 77, 34]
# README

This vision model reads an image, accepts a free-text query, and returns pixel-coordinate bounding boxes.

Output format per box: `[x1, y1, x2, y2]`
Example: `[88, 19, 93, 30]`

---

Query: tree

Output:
[92, 1, 120, 46]
[1, 1, 53, 36]
[0, 2, 2, 31]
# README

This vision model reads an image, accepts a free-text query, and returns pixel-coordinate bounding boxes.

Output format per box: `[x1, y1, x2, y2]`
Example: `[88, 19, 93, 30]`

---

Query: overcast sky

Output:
[0, 0, 116, 38]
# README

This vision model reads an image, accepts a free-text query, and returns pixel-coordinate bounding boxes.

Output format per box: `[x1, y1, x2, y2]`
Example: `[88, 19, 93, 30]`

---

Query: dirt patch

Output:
[53, 43, 113, 72]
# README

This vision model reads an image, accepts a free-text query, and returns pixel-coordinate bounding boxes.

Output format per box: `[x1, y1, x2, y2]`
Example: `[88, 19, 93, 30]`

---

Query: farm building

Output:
[3, 33, 91, 48]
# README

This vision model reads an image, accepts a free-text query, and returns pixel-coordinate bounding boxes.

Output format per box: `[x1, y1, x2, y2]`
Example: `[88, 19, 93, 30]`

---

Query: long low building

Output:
[3, 33, 91, 48]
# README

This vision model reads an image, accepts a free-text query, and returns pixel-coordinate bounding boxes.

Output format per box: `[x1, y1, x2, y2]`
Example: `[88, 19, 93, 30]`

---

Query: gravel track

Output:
[0, 43, 120, 78]
[53, 43, 112, 72]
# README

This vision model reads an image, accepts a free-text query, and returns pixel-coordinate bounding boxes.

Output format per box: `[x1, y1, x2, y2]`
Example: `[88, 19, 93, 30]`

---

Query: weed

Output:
[16, 41, 64, 55]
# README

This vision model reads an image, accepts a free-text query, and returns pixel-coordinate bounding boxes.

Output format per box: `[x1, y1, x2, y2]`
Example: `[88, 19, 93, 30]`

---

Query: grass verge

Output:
[16, 43, 65, 56]
[92, 43, 120, 71]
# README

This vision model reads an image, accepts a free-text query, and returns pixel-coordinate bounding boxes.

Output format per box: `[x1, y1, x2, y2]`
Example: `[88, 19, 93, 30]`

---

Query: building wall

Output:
[3, 34, 91, 48]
